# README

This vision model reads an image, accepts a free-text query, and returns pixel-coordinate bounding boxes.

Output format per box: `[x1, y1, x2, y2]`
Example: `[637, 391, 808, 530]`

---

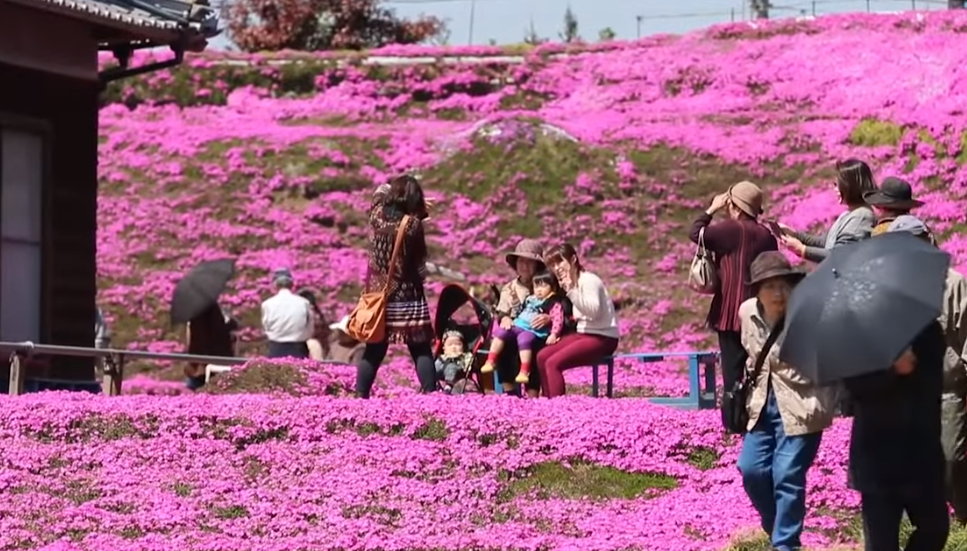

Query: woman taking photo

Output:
[779, 158, 877, 263]
[354, 175, 436, 398]
[736, 251, 836, 551]
[536, 243, 619, 398]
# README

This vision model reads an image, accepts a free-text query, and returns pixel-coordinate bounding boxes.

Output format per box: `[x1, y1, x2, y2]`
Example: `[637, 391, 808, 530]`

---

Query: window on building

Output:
[0, 127, 43, 343]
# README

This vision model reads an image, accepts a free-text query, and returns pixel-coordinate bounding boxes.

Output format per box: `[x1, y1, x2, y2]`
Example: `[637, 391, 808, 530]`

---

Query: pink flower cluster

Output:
[0, 392, 858, 551]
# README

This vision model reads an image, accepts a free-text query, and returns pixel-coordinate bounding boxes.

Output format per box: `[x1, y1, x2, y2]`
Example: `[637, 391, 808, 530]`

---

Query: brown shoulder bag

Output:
[346, 215, 411, 344]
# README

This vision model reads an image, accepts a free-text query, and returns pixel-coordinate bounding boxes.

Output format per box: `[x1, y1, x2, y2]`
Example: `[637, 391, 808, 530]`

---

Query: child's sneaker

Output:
[480, 362, 495, 374]
[515, 371, 530, 384]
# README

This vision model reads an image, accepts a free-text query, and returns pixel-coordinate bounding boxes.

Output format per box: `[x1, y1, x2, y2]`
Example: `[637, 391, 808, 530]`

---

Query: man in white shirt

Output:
[261, 268, 314, 358]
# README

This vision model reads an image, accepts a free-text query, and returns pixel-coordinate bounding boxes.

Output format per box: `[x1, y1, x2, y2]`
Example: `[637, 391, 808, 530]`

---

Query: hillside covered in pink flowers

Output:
[0, 10, 948, 551]
[100, 11, 967, 398]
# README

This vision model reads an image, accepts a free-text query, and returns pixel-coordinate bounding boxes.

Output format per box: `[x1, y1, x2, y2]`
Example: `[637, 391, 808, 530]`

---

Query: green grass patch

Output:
[685, 446, 721, 471]
[849, 118, 903, 147]
[503, 460, 677, 501]
[411, 417, 450, 441]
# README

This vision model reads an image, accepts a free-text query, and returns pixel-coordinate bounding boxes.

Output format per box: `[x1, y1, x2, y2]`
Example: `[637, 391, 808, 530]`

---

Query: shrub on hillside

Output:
[222, 0, 445, 52]
[201, 359, 354, 396]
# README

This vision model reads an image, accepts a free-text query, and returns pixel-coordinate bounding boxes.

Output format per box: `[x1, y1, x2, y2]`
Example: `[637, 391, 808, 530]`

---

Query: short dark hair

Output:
[384, 175, 427, 218]
[836, 159, 876, 206]
[543, 243, 583, 272]
[532, 270, 562, 294]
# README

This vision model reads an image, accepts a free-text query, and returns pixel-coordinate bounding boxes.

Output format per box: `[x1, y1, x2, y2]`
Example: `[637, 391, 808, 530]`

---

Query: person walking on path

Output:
[845, 320, 949, 551]
[866, 176, 923, 237]
[689, 181, 777, 396]
[490, 238, 550, 397]
[261, 268, 314, 359]
[354, 175, 436, 398]
[779, 158, 877, 263]
[536, 243, 619, 398]
[736, 252, 837, 551]
[886, 215, 967, 524]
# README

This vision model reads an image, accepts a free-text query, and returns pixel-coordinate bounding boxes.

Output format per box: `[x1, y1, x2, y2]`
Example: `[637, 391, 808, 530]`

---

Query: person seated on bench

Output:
[482, 270, 573, 385]
[492, 239, 549, 397]
[537, 243, 619, 398]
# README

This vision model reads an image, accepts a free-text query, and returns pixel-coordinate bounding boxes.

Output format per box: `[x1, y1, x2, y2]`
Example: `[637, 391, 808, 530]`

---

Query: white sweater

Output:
[567, 271, 619, 339]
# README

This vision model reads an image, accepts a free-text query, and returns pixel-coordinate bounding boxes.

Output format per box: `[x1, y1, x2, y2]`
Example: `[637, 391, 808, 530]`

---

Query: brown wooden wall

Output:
[0, 62, 98, 381]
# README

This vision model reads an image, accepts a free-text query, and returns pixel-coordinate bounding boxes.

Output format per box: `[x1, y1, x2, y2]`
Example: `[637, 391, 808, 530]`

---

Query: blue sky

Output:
[209, 0, 949, 50]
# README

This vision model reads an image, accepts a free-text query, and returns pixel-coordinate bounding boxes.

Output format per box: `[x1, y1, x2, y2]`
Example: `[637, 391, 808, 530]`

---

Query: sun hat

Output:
[746, 251, 806, 287]
[887, 214, 930, 236]
[329, 315, 350, 333]
[862, 177, 923, 210]
[505, 239, 545, 269]
[728, 181, 764, 218]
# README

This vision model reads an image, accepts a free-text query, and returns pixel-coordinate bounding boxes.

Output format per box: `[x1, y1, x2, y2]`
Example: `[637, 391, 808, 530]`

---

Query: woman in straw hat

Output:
[689, 180, 778, 405]
[486, 238, 549, 397]
[736, 251, 836, 551]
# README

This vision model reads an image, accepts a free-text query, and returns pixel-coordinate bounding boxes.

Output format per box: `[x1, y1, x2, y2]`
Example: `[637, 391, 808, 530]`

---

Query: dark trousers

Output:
[355, 340, 436, 399]
[861, 484, 949, 551]
[267, 341, 309, 359]
[717, 330, 745, 391]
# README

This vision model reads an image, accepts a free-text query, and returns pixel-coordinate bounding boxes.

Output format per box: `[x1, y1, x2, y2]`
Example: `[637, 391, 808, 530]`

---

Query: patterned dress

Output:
[366, 202, 434, 344]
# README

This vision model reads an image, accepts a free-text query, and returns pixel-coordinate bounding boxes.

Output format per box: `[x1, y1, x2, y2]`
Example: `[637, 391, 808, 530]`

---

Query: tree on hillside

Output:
[597, 27, 616, 41]
[559, 6, 580, 43]
[750, 0, 771, 19]
[222, 0, 446, 52]
[951, 0, 966, 8]
[523, 19, 547, 45]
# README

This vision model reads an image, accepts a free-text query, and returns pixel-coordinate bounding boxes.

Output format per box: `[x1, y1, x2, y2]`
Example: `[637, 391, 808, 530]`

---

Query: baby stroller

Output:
[433, 284, 494, 394]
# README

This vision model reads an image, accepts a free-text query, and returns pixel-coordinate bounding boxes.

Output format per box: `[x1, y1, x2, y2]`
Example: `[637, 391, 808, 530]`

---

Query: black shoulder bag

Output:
[721, 317, 784, 435]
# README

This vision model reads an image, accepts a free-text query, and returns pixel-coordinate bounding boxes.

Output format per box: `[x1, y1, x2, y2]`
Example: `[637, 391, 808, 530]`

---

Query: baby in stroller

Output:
[481, 270, 573, 385]
[436, 330, 473, 392]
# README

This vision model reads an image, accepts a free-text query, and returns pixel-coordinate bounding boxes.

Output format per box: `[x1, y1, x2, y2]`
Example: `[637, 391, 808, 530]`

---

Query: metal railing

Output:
[0, 341, 249, 396]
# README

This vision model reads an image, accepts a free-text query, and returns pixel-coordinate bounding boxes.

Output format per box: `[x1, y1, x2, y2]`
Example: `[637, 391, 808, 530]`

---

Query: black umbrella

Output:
[170, 259, 236, 326]
[779, 232, 949, 385]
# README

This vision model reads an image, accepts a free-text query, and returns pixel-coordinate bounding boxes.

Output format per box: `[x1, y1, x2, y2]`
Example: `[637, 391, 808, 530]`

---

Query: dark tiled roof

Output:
[13, 0, 219, 37]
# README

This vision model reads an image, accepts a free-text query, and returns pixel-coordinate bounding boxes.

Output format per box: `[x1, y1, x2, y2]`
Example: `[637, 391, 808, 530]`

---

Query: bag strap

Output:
[748, 315, 785, 383]
[698, 227, 708, 251]
[383, 215, 411, 293]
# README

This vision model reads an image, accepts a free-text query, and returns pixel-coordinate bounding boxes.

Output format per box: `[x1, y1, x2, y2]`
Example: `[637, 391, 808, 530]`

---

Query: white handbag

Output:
[688, 227, 719, 294]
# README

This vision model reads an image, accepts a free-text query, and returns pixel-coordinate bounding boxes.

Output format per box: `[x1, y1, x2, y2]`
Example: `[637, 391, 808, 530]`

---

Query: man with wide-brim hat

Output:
[492, 238, 548, 397]
[864, 176, 924, 237]
[737, 251, 835, 551]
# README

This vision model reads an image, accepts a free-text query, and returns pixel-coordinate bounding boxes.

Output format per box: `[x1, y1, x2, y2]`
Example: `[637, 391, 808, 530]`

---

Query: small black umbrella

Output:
[779, 232, 949, 385]
[170, 259, 236, 326]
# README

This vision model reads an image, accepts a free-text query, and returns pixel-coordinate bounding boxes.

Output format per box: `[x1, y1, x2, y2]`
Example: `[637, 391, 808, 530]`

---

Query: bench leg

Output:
[687, 355, 701, 409]
[591, 365, 599, 398]
[606, 359, 614, 398]
[702, 358, 717, 409]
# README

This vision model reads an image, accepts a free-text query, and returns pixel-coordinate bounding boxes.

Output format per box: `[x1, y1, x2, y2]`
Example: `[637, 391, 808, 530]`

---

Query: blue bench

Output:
[480, 349, 719, 408]
[617, 351, 719, 410]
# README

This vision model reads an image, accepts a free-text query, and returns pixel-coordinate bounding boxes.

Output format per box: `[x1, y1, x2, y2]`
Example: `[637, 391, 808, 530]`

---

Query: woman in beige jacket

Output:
[737, 251, 837, 551]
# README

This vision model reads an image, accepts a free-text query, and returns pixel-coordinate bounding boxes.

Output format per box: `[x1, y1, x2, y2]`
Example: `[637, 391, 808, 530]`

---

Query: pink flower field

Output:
[27, 9, 965, 550]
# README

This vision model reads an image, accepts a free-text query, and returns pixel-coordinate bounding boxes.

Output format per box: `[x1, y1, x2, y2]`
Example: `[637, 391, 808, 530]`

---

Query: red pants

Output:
[536, 332, 618, 397]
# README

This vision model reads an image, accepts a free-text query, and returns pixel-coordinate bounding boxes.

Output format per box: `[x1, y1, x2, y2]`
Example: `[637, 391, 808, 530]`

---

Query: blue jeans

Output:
[737, 389, 822, 551]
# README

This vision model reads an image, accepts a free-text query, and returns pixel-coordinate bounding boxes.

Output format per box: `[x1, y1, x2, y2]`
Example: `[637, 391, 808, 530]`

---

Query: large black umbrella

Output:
[170, 259, 236, 325]
[779, 232, 949, 385]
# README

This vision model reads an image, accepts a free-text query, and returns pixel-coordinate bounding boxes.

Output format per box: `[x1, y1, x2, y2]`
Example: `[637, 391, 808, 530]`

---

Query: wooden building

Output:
[0, 0, 218, 388]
